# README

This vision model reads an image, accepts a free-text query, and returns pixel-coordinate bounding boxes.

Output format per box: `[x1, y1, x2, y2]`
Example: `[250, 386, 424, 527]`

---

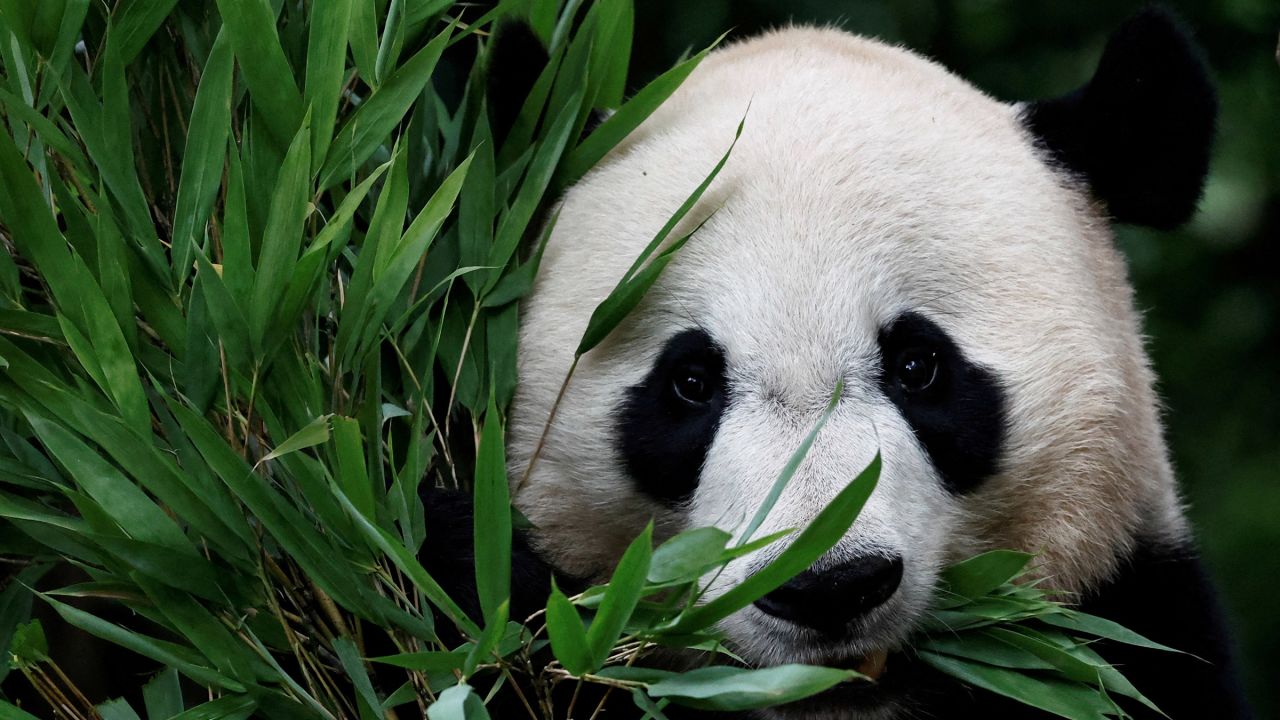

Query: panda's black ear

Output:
[487, 21, 550, 146]
[1022, 7, 1217, 230]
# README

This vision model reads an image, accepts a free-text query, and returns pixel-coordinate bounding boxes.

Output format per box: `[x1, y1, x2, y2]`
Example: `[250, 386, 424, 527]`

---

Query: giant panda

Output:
[426, 7, 1252, 719]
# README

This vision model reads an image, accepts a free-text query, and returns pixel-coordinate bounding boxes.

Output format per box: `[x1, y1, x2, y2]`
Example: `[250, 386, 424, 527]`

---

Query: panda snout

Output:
[752, 554, 904, 634]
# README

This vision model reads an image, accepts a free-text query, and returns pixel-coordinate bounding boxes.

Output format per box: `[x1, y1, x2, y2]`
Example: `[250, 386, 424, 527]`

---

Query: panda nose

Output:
[753, 555, 904, 633]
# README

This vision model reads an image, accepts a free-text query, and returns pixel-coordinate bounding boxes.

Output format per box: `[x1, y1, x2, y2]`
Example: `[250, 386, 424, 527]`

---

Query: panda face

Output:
[508, 19, 1206, 717]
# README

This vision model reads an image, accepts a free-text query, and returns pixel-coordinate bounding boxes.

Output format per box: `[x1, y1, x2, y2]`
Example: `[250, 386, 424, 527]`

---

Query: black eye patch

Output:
[615, 329, 728, 504]
[878, 312, 1007, 493]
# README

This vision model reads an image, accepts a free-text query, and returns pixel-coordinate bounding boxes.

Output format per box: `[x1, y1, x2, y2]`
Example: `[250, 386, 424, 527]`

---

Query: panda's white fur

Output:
[506, 25, 1188, 715]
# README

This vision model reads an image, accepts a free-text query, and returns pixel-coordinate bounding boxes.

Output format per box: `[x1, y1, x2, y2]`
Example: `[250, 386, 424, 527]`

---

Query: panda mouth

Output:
[853, 649, 889, 680]
[827, 648, 889, 681]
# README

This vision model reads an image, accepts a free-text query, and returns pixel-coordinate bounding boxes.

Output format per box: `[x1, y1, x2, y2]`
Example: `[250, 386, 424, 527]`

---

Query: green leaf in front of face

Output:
[982, 626, 1165, 716]
[473, 394, 512, 625]
[667, 454, 880, 635]
[586, 522, 653, 668]
[171, 30, 234, 288]
[1053, 632, 1167, 716]
[545, 580, 591, 676]
[937, 550, 1035, 605]
[646, 664, 859, 711]
[918, 651, 1116, 720]
[917, 629, 1057, 671]
[1040, 611, 1184, 655]
[426, 683, 491, 720]
[573, 114, 744, 356]
[738, 380, 843, 547]
[648, 527, 732, 585]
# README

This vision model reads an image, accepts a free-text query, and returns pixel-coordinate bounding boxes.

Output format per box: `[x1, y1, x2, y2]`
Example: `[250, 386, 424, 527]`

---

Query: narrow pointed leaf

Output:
[586, 523, 653, 668]
[473, 394, 511, 624]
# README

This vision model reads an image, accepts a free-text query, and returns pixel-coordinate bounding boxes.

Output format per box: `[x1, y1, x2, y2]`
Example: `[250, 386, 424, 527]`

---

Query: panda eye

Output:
[671, 364, 715, 405]
[894, 348, 939, 393]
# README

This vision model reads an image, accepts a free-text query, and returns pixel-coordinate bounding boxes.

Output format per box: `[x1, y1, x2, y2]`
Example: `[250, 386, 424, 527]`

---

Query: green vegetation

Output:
[0, 1, 1220, 718]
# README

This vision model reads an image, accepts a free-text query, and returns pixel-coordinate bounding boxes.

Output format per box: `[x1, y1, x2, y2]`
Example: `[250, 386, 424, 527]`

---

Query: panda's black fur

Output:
[415, 7, 1253, 719]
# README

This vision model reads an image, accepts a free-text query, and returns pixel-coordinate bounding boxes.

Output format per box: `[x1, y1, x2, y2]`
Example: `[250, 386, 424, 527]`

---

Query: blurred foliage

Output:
[628, 0, 1279, 716]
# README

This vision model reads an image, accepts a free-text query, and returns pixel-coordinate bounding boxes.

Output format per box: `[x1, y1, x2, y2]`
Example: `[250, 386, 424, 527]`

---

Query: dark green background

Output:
[627, 1, 1279, 715]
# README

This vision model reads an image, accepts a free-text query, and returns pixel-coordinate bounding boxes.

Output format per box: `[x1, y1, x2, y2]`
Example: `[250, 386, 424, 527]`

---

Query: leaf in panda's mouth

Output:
[910, 550, 1179, 718]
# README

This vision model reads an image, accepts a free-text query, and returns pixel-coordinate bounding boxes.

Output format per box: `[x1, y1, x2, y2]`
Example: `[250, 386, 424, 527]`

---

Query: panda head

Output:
[506, 6, 1215, 710]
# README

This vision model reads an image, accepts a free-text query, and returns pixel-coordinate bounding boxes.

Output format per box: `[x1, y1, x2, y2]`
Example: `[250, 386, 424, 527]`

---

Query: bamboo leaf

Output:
[1040, 611, 1184, 655]
[249, 112, 312, 348]
[257, 414, 333, 466]
[918, 651, 1113, 720]
[334, 636, 382, 718]
[483, 88, 583, 294]
[648, 527, 732, 585]
[739, 381, 844, 546]
[111, 0, 181, 63]
[164, 695, 256, 720]
[586, 522, 653, 669]
[562, 31, 726, 186]
[667, 455, 880, 635]
[141, 667, 183, 720]
[425, 684, 490, 720]
[213, 0, 304, 147]
[646, 664, 858, 711]
[573, 115, 743, 356]
[473, 393, 511, 625]
[39, 594, 245, 692]
[332, 416, 374, 518]
[26, 416, 191, 552]
[304, 0, 355, 165]
[172, 31, 234, 287]
[319, 21, 453, 190]
[939, 550, 1035, 603]
[545, 580, 591, 676]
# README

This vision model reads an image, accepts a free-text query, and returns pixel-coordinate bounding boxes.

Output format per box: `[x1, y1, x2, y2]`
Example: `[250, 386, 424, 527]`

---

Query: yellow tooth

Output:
[855, 650, 888, 681]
